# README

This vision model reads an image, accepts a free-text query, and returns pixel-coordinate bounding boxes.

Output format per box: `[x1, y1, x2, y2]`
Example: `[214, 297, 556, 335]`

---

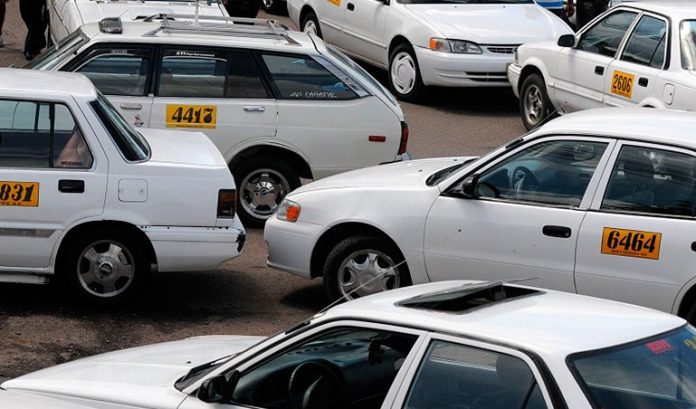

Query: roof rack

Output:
[141, 14, 300, 45]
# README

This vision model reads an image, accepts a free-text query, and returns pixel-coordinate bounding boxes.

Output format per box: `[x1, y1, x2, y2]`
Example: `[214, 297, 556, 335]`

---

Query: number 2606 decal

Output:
[602, 227, 661, 260]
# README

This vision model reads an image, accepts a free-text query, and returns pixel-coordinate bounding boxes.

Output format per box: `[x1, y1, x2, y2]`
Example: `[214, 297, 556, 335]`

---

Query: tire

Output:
[323, 235, 411, 302]
[519, 73, 553, 131]
[388, 43, 425, 102]
[262, 0, 287, 14]
[301, 11, 322, 38]
[233, 156, 301, 229]
[58, 229, 147, 306]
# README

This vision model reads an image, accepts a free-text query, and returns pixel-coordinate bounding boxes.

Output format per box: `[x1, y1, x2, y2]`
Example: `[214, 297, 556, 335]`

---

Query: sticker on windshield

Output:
[610, 70, 635, 99]
[601, 227, 661, 260]
[0, 181, 39, 207]
[166, 105, 217, 129]
[646, 339, 673, 354]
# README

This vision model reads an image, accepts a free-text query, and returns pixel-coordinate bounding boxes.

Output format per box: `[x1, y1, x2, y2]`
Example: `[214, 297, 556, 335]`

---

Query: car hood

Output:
[2, 335, 264, 408]
[139, 128, 227, 167]
[291, 157, 476, 194]
[77, 2, 227, 25]
[404, 4, 569, 44]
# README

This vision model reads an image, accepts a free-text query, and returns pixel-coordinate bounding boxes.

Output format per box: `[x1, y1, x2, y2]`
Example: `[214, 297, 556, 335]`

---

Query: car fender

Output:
[638, 97, 667, 110]
[518, 57, 556, 102]
[388, 5, 442, 51]
[672, 276, 696, 315]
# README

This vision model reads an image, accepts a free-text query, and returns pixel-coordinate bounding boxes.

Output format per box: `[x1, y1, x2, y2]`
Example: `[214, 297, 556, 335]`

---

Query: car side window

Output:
[228, 51, 270, 98]
[158, 48, 227, 98]
[602, 145, 696, 216]
[578, 11, 639, 57]
[403, 341, 548, 409]
[0, 100, 92, 169]
[621, 15, 667, 69]
[259, 53, 358, 100]
[75, 47, 151, 96]
[476, 140, 608, 207]
[231, 327, 418, 409]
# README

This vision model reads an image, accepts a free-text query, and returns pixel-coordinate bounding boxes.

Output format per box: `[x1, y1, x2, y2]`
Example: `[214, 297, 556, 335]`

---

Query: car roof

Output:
[614, 1, 696, 17]
[0, 68, 97, 100]
[322, 281, 684, 356]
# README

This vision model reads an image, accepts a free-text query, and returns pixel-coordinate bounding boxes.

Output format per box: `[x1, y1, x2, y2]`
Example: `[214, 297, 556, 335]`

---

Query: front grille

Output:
[486, 45, 520, 54]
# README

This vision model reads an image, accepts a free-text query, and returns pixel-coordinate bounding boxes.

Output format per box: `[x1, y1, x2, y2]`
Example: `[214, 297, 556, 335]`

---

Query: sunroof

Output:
[397, 282, 541, 313]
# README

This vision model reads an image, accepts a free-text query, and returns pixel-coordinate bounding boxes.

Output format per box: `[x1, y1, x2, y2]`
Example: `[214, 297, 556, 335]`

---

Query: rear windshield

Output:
[569, 325, 696, 409]
[90, 93, 150, 162]
[25, 30, 87, 70]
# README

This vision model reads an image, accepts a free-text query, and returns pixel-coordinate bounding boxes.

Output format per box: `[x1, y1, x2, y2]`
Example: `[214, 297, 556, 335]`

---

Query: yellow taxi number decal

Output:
[328, 0, 341, 5]
[601, 227, 661, 260]
[166, 105, 217, 129]
[611, 70, 635, 99]
[0, 181, 39, 207]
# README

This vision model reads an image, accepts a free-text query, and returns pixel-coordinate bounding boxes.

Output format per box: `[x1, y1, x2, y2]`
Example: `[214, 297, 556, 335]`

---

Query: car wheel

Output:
[262, 0, 286, 14]
[388, 43, 425, 102]
[520, 73, 553, 131]
[233, 156, 301, 228]
[59, 230, 147, 306]
[323, 235, 411, 301]
[301, 11, 322, 38]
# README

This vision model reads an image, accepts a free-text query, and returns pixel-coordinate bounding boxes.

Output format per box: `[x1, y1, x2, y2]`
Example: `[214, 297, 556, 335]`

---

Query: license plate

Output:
[610, 70, 635, 99]
[0, 181, 39, 207]
[166, 105, 217, 129]
[601, 227, 661, 260]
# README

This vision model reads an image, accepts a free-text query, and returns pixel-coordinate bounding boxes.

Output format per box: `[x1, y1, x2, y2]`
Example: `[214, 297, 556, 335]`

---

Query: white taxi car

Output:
[509, 2, 696, 130]
[288, 0, 572, 100]
[48, 0, 230, 43]
[4, 281, 696, 409]
[0, 69, 245, 305]
[29, 17, 408, 227]
[266, 108, 696, 322]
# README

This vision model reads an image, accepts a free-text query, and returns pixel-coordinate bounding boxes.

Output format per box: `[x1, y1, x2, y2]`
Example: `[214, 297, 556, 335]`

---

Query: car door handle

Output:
[243, 105, 265, 112]
[120, 103, 142, 110]
[594, 65, 604, 75]
[542, 225, 572, 238]
[58, 179, 84, 193]
[347, 2, 355, 10]
[639, 77, 649, 87]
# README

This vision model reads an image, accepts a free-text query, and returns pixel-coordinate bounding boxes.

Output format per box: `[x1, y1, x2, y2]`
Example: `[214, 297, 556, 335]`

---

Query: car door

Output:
[150, 46, 277, 161]
[604, 13, 668, 107]
[47, 0, 73, 42]
[66, 45, 155, 130]
[340, 0, 390, 64]
[177, 321, 427, 409]
[315, 0, 349, 45]
[424, 137, 615, 293]
[0, 98, 106, 269]
[575, 141, 696, 313]
[554, 9, 639, 111]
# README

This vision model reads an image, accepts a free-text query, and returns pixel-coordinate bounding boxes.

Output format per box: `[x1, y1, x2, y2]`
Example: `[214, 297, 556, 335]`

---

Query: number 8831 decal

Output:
[0, 181, 39, 207]
[602, 227, 661, 260]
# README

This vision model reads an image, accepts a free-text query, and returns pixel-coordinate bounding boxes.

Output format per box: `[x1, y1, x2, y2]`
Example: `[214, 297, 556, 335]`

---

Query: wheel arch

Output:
[388, 35, 412, 59]
[638, 98, 666, 109]
[674, 277, 696, 319]
[299, 5, 316, 27]
[518, 64, 546, 95]
[228, 144, 313, 180]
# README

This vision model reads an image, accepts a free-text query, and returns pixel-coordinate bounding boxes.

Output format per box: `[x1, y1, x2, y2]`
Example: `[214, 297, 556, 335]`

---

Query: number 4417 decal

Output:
[602, 227, 661, 260]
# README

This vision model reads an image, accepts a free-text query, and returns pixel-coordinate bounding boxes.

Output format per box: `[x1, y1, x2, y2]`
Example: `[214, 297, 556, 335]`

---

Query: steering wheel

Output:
[288, 360, 346, 409]
[510, 166, 540, 198]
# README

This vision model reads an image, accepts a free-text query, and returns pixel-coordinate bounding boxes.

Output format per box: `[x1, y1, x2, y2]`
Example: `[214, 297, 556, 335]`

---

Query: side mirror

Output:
[460, 174, 479, 199]
[557, 34, 576, 48]
[197, 371, 239, 404]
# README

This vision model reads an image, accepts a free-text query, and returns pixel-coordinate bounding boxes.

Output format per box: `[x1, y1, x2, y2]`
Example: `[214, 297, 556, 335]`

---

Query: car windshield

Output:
[90, 92, 150, 162]
[24, 30, 87, 70]
[681, 20, 696, 70]
[569, 325, 696, 409]
[399, 0, 532, 4]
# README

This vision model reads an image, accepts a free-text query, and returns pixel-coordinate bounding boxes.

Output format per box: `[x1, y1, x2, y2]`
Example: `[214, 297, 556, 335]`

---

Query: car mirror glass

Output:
[557, 34, 576, 47]
[197, 373, 235, 403]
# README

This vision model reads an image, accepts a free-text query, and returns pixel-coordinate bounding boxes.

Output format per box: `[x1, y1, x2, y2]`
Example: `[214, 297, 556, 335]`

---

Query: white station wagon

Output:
[0, 69, 245, 305]
[266, 108, 696, 323]
[30, 17, 408, 227]
[4, 281, 696, 409]
[508, 1, 696, 130]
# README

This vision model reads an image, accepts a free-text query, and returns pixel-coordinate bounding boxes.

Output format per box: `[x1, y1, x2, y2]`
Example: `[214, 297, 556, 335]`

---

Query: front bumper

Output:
[144, 225, 245, 272]
[507, 63, 523, 98]
[415, 46, 514, 87]
[264, 217, 324, 279]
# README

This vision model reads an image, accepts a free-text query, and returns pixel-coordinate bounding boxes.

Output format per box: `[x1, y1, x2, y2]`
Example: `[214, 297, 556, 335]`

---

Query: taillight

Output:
[217, 189, 236, 218]
[398, 122, 409, 155]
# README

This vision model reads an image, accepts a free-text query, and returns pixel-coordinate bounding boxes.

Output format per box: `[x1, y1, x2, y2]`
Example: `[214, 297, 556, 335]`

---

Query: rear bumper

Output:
[415, 46, 514, 87]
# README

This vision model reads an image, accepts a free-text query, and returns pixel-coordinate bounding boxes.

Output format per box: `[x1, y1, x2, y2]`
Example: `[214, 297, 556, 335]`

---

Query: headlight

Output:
[429, 38, 483, 54]
[277, 199, 301, 222]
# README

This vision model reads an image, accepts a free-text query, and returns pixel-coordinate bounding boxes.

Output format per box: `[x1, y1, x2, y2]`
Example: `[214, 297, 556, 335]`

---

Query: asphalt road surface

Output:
[0, 4, 525, 381]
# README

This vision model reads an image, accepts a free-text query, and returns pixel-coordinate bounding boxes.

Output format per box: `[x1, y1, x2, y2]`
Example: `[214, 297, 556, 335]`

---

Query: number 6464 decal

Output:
[602, 227, 661, 260]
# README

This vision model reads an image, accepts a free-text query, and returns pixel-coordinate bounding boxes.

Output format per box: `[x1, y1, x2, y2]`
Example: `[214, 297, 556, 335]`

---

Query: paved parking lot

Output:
[0, 4, 525, 381]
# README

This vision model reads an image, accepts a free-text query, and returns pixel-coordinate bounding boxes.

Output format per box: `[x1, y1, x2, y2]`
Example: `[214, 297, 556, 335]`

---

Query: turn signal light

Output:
[399, 122, 409, 155]
[277, 199, 301, 223]
[217, 189, 236, 218]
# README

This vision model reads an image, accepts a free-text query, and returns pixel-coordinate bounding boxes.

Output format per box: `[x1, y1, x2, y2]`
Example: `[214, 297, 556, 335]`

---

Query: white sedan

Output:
[509, 2, 696, 129]
[266, 108, 696, 323]
[4, 280, 696, 409]
[288, 0, 572, 100]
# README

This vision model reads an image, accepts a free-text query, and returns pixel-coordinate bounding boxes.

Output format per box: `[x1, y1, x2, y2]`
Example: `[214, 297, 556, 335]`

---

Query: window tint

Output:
[621, 16, 667, 68]
[227, 51, 269, 98]
[0, 100, 92, 169]
[578, 11, 638, 57]
[76, 48, 151, 96]
[232, 327, 418, 409]
[404, 341, 547, 409]
[603, 145, 696, 216]
[260, 53, 358, 100]
[477, 140, 608, 207]
[158, 48, 227, 98]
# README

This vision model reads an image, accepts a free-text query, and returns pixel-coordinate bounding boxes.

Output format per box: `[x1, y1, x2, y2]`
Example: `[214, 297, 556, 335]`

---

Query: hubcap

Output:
[78, 240, 135, 298]
[524, 84, 545, 126]
[390, 51, 416, 95]
[303, 20, 318, 36]
[337, 250, 399, 299]
[240, 168, 290, 220]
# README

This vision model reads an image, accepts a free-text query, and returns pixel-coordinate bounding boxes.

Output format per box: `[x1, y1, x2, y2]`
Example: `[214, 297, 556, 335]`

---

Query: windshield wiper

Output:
[175, 355, 233, 391]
